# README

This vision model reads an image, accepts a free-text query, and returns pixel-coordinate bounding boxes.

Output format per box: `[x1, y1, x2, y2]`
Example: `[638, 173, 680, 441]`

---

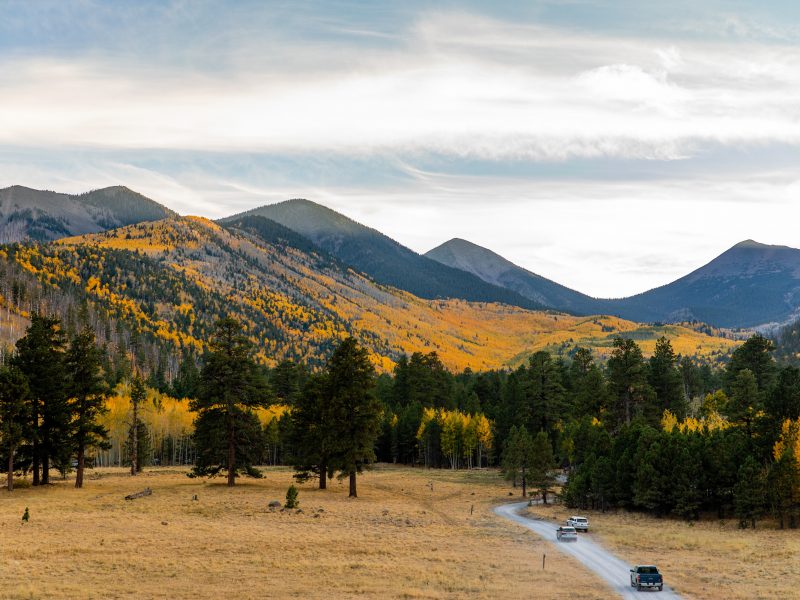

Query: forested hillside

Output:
[224, 199, 545, 310]
[0, 215, 739, 375]
[0, 185, 176, 243]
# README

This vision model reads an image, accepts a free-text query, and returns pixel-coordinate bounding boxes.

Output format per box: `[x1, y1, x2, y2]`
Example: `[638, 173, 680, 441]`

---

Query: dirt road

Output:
[494, 502, 682, 599]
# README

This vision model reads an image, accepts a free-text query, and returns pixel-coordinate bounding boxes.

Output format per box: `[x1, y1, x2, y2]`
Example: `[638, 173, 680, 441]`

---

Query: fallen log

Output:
[124, 487, 152, 501]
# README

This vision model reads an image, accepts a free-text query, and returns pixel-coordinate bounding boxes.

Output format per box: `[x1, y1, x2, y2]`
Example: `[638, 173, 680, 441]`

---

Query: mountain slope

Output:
[0, 216, 738, 371]
[222, 199, 546, 310]
[606, 240, 800, 328]
[0, 185, 176, 243]
[426, 238, 600, 314]
[427, 236, 800, 329]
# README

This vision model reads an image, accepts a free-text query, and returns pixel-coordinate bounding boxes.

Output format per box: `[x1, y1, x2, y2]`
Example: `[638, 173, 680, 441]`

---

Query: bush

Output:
[285, 484, 299, 509]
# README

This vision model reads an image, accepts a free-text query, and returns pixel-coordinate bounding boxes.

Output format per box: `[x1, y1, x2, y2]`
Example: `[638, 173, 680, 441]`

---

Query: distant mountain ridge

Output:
[0, 185, 176, 243]
[427, 237, 800, 329]
[606, 240, 800, 328]
[426, 238, 599, 314]
[222, 199, 547, 311]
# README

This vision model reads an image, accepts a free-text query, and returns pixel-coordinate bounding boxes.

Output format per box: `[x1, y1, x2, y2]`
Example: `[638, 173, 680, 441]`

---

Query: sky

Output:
[2, 0, 800, 298]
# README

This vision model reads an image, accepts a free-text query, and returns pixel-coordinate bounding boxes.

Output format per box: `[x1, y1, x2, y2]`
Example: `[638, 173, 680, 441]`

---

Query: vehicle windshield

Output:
[561, 527, 575, 532]
[574, 518, 587, 522]
[638, 567, 659, 574]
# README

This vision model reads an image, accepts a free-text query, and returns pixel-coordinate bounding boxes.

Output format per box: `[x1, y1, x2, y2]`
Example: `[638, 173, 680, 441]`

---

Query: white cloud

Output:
[2, 12, 800, 160]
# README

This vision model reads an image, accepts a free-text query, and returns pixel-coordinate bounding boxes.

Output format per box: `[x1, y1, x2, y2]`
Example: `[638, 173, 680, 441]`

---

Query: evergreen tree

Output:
[124, 420, 152, 472]
[529, 430, 557, 504]
[171, 352, 200, 399]
[725, 334, 776, 394]
[734, 455, 766, 528]
[672, 437, 703, 520]
[502, 425, 534, 497]
[648, 337, 687, 420]
[523, 352, 565, 434]
[12, 313, 68, 485]
[326, 338, 382, 498]
[190, 318, 270, 486]
[0, 365, 28, 491]
[129, 375, 147, 475]
[290, 373, 336, 488]
[726, 369, 761, 438]
[606, 338, 653, 427]
[66, 328, 110, 488]
[271, 360, 307, 405]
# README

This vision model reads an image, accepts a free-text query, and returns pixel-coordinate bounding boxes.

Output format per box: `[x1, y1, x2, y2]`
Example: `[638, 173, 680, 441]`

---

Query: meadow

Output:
[0, 466, 609, 600]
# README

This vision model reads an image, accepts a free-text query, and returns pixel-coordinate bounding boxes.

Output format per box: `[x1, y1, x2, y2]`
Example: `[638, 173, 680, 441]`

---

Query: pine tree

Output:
[726, 369, 761, 438]
[648, 337, 687, 420]
[290, 373, 335, 488]
[12, 313, 68, 485]
[606, 337, 654, 427]
[190, 318, 270, 486]
[523, 352, 565, 434]
[501, 426, 534, 497]
[0, 365, 28, 491]
[734, 455, 766, 528]
[285, 484, 299, 509]
[129, 375, 147, 476]
[327, 338, 382, 498]
[66, 328, 111, 488]
[529, 430, 557, 504]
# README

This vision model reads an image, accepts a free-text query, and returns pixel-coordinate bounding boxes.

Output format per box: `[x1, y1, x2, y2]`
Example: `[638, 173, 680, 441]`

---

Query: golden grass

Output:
[0, 466, 610, 600]
[525, 502, 800, 599]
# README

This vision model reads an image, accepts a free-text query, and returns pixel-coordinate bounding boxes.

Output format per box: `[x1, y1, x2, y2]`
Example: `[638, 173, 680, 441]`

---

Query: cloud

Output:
[1, 10, 800, 161]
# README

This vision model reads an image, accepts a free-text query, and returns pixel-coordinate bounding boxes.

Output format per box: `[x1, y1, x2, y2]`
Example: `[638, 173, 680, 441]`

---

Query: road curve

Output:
[494, 502, 681, 599]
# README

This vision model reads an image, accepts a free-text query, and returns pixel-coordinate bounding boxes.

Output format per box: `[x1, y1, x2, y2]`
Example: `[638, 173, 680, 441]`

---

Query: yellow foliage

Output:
[254, 404, 291, 427]
[774, 418, 800, 462]
[662, 408, 730, 434]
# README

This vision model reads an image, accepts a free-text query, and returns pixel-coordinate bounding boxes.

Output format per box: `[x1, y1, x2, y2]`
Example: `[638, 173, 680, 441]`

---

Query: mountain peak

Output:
[426, 237, 596, 312]
[732, 239, 769, 250]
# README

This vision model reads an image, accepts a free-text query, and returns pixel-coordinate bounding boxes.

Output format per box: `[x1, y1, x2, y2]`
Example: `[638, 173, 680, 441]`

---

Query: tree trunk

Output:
[7, 445, 14, 492]
[131, 403, 139, 476]
[521, 468, 527, 498]
[75, 444, 85, 489]
[349, 470, 357, 498]
[32, 448, 39, 486]
[319, 460, 327, 490]
[42, 453, 49, 485]
[227, 418, 236, 487]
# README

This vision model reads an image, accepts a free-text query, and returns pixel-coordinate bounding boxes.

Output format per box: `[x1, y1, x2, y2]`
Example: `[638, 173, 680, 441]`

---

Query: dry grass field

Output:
[525, 502, 800, 599]
[0, 466, 610, 600]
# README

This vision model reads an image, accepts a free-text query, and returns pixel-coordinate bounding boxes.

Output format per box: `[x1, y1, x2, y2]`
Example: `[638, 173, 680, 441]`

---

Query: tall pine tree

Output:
[66, 328, 110, 488]
[190, 318, 270, 486]
[327, 338, 382, 498]
[12, 314, 68, 485]
[0, 365, 28, 491]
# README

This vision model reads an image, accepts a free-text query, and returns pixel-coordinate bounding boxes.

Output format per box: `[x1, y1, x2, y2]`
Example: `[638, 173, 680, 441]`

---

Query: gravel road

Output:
[494, 502, 682, 599]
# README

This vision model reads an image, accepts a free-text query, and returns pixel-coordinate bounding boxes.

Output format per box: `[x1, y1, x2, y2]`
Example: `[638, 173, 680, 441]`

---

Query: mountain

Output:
[0, 215, 738, 371]
[607, 240, 800, 329]
[221, 199, 546, 311]
[427, 237, 800, 329]
[426, 238, 600, 314]
[0, 185, 176, 243]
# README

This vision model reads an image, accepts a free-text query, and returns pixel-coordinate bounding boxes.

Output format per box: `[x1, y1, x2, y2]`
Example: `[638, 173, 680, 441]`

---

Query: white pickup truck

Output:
[566, 516, 589, 532]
